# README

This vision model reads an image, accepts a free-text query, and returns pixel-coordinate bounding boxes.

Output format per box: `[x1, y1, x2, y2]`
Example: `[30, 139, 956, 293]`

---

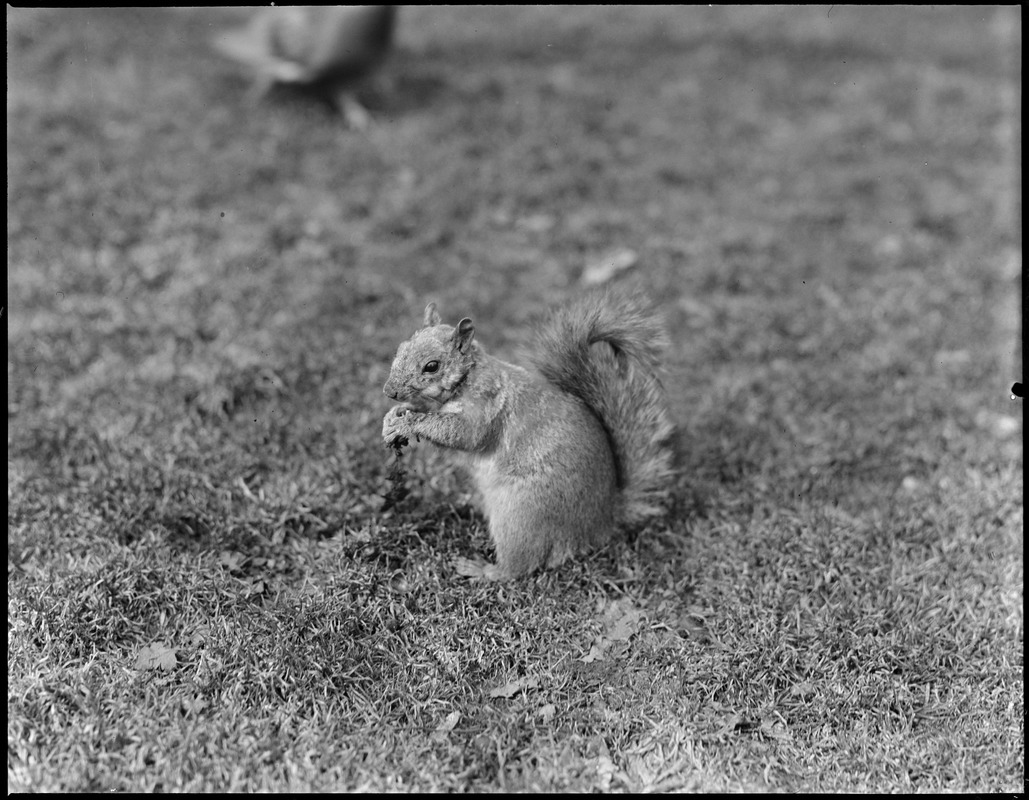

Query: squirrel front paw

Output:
[382, 405, 415, 446]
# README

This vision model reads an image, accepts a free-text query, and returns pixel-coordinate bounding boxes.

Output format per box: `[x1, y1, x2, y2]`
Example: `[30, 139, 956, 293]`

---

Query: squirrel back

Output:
[530, 287, 677, 526]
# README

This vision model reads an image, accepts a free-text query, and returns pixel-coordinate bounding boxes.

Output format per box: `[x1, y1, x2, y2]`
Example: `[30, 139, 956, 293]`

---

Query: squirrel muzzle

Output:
[383, 379, 435, 412]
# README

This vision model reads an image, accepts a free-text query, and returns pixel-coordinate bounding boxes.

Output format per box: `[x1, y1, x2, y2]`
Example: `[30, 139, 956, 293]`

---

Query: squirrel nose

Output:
[383, 381, 399, 400]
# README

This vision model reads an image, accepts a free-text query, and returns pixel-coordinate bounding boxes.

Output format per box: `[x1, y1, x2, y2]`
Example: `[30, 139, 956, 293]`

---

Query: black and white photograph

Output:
[7, 5, 1022, 792]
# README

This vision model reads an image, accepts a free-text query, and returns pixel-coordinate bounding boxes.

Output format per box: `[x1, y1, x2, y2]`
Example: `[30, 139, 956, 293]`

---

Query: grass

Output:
[7, 5, 1022, 792]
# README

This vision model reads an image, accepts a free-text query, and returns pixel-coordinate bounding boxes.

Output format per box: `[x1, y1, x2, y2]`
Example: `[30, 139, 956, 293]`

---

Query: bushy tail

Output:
[531, 287, 677, 525]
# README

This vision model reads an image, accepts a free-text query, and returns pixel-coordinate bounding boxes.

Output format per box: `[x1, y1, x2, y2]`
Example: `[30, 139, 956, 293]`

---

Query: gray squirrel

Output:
[382, 288, 677, 579]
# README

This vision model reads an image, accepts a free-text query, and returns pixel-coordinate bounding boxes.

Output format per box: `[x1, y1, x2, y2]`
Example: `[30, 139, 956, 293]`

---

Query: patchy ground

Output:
[7, 6, 1022, 792]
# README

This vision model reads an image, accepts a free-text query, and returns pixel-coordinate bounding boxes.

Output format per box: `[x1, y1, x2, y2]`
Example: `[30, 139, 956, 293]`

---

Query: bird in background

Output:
[211, 6, 398, 128]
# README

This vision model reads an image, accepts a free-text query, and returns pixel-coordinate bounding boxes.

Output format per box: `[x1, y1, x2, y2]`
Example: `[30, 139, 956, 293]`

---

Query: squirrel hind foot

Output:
[454, 557, 507, 581]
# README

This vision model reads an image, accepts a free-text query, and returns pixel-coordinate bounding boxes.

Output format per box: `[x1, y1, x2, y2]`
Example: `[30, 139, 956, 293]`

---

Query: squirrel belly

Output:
[469, 374, 619, 578]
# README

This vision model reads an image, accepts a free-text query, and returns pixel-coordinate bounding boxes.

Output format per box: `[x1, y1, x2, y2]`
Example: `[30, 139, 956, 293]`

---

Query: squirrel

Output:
[381, 287, 677, 580]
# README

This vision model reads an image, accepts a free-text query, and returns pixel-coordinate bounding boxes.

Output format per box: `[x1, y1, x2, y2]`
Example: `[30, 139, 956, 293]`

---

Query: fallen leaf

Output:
[218, 550, 246, 572]
[675, 612, 711, 642]
[436, 710, 460, 732]
[489, 676, 540, 698]
[181, 695, 208, 716]
[789, 680, 815, 699]
[901, 476, 922, 493]
[581, 248, 638, 286]
[580, 643, 606, 663]
[134, 642, 178, 671]
[607, 609, 646, 642]
[759, 717, 793, 741]
[706, 712, 743, 740]
[245, 578, 265, 597]
[595, 754, 617, 785]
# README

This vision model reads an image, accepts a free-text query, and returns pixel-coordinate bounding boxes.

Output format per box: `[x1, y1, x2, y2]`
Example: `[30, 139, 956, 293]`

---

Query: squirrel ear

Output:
[423, 303, 441, 327]
[454, 317, 475, 353]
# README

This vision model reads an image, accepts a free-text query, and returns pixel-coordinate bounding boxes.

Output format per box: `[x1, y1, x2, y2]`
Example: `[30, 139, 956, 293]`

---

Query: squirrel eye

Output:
[422, 360, 440, 374]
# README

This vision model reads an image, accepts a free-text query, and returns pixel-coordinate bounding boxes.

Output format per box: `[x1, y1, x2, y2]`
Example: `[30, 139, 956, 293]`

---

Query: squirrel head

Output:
[383, 302, 478, 411]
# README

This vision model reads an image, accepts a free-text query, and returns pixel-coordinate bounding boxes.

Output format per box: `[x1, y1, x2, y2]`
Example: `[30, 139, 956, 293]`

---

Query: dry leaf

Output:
[594, 754, 619, 791]
[789, 680, 815, 699]
[581, 248, 639, 286]
[218, 550, 246, 572]
[431, 709, 461, 741]
[134, 642, 178, 671]
[580, 643, 606, 663]
[489, 676, 540, 698]
[607, 609, 645, 642]
[181, 695, 208, 716]
[436, 710, 461, 733]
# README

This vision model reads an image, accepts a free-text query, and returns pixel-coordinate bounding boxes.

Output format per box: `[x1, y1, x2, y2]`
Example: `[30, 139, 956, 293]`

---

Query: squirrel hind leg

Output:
[545, 540, 575, 570]
[489, 522, 556, 579]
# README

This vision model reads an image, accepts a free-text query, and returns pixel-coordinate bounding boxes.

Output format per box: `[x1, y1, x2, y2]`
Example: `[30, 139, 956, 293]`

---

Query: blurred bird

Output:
[211, 6, 397, 128]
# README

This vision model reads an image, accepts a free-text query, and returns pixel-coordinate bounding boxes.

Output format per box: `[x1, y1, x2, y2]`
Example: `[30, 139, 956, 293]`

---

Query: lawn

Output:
[7, 6, 1022, 792]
